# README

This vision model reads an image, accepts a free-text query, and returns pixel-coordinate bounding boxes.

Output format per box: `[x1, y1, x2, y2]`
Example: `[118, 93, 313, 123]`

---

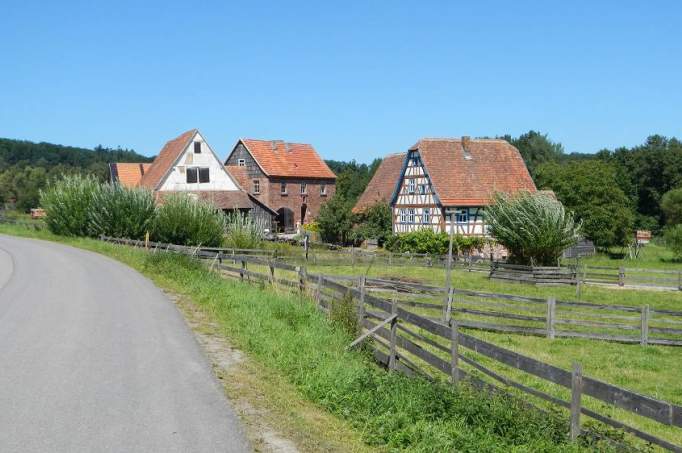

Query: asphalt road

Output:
[0, 235, 251, 452]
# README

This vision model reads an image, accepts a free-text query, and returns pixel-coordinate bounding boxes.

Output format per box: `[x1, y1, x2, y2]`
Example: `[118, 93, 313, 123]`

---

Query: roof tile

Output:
[236, 139, 336, 179]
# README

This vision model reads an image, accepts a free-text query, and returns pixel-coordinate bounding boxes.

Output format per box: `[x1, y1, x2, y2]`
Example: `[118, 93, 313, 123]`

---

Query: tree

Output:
[501, 130, 564, 176]
[661, 188, 682, 226]
[664, 225, 682, 260]
[351, 202, 392, 244]
[485, 192, 581, 266]
[326, 158, 382, 202]
[535, 160, 634, 249]
[317, 195, 354, 244]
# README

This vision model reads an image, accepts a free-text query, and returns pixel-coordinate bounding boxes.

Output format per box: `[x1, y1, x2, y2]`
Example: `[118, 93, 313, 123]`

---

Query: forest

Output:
[0, 138, 151, 211]
[3, 131, 682, 250]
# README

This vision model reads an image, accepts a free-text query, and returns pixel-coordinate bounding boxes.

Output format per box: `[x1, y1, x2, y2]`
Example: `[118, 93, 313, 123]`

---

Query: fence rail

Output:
[100, 235, 682, 451]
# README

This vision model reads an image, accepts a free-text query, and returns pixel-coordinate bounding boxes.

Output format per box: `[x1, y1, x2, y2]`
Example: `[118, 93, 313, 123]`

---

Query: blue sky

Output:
[1, 1, 680, 162]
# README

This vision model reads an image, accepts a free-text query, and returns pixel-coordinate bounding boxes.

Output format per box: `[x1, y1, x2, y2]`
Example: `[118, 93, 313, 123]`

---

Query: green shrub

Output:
[352, 202, 393, 245]
[486, 191, 581, 266]
[152, 194, 227, 247]
[384, 230, 486, 256]
[664, 224, 682, 260]
[88, 184, 156, 239]
[40, 174, 100, 236]
[224, 211, 264, 249]
[329, 289, 359, 337]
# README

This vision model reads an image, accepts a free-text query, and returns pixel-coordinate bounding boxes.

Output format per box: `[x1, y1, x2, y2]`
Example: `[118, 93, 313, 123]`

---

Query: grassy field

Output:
[575, 242, 682, 270]
[0, 224, 621, 452]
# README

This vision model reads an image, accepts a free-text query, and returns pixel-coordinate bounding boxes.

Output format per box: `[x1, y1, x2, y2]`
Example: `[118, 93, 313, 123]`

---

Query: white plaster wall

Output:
[159, 132, 239, 191]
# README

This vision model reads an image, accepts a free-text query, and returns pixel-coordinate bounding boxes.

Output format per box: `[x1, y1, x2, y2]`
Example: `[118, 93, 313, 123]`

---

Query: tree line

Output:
[323, 131, 682, 249]
[0, 137, 151, 211]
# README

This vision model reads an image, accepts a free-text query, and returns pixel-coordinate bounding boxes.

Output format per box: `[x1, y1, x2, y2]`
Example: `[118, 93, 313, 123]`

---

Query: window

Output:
[186, 167, 198, 183]
[198, 167, 210, 183]
[422, 208, 431, 224]
[408, 208, 416, 223]
[280, 182, 287, 194]
[455, 208, 469, 224]
[418, 184, 427, 195]
[193, 142, 201, 153]
[300, 183, 307, 194]
[320, 184, 327, 196]
[399, 209, 407, 223]
[252, 179, 260, 194]
[238, 159, 246, 167]
[407, 179, 416, 194]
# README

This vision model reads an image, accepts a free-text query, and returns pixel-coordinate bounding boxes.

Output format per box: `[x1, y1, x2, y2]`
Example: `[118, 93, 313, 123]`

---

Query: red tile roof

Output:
[224, 165, 250, 190]
[233, 139, 336, 179]
[139, 129, 197, 189]
[409, 138, 536, 206]
[155, 190, 275, 214]
[353, 153, 406, 213]
[110, 163, 152, 188]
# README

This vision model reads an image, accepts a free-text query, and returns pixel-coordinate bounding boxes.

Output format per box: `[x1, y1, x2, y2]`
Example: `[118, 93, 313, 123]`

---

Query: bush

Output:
[152, 194, 227, 247]
[486, 191, 581, 266]
[224, 211, 264, 249]
[40, 174, 100, 236]
[384, 230, 486, 256]
[664, 224, 682, 260]
[352, 202, 392, 245]
[317, 195, 353, 244]
[661, 188, 682, 226]
[329, 289, 359, 337]
[88, 184, 156, 239]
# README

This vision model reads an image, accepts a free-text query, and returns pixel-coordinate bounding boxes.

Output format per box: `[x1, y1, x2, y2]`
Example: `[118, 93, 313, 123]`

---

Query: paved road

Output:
[0, 235, 251, 452]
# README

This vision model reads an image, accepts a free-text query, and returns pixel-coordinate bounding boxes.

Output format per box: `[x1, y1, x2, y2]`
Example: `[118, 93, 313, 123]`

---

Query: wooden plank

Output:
[348, 314, 397, 350]
[389, 294, 398, 371]
[450, 321, 459, 384]
[641, 305, 650, 346]
[456, 307, 545, 322]
[570, 363, 582, 441]
[547, 297, 556, 339]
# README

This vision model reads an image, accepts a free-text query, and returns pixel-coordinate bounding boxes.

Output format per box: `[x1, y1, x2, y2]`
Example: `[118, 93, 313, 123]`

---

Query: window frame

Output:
[198, 167, 210, 183]
[280, 181, 287, 195]
[237, 158, 246, 167]
[193, 142, 202, 154]
[320, 183, 327, 196]
[455, 208, 469, 224]
[407, 178, 416, 194]
[300, 183, 307, 195]
[186, 167, 198, 184]
[252, 179, 260, 194]
[422, 208, 431, 224]
[408, 208, 416, 224]
[399, 209, 407, 223]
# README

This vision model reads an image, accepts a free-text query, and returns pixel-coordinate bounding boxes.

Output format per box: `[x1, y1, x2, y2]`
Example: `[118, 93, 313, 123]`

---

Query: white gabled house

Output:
[110, 129, 277, 228]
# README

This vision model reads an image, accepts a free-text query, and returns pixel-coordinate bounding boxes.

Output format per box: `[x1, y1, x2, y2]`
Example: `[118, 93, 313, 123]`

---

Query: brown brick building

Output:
[224, 139, 336, 232]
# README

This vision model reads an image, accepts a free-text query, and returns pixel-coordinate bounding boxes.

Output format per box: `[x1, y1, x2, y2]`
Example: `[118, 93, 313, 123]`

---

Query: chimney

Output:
[461, 136, 472, 160]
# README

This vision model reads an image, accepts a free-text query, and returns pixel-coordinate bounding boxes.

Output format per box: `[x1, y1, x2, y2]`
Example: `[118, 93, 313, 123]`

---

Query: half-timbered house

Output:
[355, 137, 536, 236]
[110, 129, 277, 229]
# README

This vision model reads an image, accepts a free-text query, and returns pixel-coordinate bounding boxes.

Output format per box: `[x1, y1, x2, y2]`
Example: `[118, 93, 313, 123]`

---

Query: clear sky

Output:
[1, 1, 680, 162]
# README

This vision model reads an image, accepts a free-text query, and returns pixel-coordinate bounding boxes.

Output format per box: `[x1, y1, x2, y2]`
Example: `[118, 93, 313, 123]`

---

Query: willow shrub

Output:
[486, 191, 581, 266]
[40, 174, 100, 236]
[88, 184, 156, 240]
[224, 211, 264, 249]
[152, 194, 227, 247]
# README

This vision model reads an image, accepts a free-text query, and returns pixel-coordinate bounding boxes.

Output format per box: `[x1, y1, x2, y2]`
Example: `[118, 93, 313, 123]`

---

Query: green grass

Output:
[0, 224, 619, 452]
[576, 243, 682, 270]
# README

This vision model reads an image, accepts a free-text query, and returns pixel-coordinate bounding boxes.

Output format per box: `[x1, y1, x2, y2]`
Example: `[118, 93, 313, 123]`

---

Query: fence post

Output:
[389, 293, 398, 372]
[450, 320, 460, 385]
[570, 362, 583, 441]
[618, 266, 625, 287]
[678, 271, 682, 291]
[546, 297, 556, 339]
[144, 232, 149, 250]
[240, 260, 246, 281]
[357, 276, 366, 330]
[640, 304, 650, 346]
[298, 266, 307, 294]
[315, 274, 323, 305]
[443, 229, 454, 322]
[268, 260, 275, 285]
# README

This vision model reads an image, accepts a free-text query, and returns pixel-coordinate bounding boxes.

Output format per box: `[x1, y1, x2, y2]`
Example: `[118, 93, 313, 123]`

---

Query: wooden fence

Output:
[347, 276, 682, 347]
[100, 236, 682, 451]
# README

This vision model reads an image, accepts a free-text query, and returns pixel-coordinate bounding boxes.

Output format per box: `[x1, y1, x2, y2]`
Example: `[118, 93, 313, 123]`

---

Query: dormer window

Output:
[194, 142, 201, 154]
[238, 159, 246, 167]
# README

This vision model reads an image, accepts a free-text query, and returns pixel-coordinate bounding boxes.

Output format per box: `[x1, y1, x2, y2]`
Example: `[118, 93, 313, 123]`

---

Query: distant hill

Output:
[0, 137, 152, 211]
